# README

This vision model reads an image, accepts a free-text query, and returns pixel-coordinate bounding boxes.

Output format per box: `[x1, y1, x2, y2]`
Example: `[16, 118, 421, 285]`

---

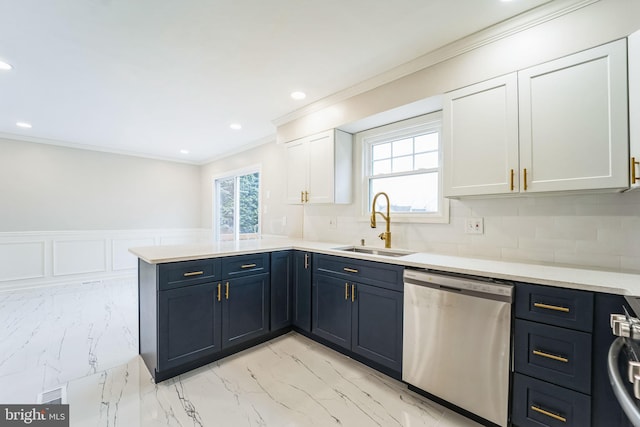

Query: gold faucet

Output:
[370, 192, 391, 248]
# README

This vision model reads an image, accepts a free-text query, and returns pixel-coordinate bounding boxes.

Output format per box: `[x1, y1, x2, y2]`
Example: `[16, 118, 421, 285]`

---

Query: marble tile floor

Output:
[0, 277, 481, 426]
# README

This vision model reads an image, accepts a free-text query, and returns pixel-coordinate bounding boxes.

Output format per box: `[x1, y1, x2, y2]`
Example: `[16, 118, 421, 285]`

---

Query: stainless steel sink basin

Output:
[334, 246, 415, 258]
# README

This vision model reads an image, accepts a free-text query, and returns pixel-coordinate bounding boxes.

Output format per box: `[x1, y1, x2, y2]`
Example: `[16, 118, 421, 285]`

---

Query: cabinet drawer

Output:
[222, 253, 270, 278]
[313, 254, 403, 291]
[515, 282, 593, 332]
[514, 319, 592, 394]
[158, 259, 222, 290]
[512, 373, 591, 427]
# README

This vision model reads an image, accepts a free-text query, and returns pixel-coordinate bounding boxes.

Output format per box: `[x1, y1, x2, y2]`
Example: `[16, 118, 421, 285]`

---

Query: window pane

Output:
[372, 142, 391, 160]
[392, 155, 413, 173]
[392, 138, 413, 156]
[370, 172, 439, 213]
[415, 152, 439, 169]
[217, 177, 235, 240]
[415, 133, 438, 152]
[239, 172, 260, 239]
[372, 159, 391, 175]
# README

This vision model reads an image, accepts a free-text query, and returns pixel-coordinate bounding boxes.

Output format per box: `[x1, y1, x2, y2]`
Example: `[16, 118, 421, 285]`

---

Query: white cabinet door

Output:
[285, 139, 308, 204]
[518, 39, 629, 193]
[630, 30, 640, 190]
[307, 131, 334, 204]
[443, 74, 519, 197]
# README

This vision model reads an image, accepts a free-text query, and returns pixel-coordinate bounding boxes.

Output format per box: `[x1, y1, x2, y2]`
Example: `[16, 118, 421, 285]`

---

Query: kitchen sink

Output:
[334, 246, 416, 258]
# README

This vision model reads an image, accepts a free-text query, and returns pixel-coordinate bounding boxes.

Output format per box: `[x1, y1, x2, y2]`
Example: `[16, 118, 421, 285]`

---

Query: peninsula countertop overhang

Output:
[129, 238, 640, 296]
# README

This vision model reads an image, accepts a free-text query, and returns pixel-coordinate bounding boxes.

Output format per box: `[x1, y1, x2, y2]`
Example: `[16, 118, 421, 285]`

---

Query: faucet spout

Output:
[371, 192, 392, 248]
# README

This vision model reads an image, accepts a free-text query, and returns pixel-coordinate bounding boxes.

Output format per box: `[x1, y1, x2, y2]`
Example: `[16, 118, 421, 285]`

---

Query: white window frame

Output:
[212, 165, 262, 241]
[358, 111, 449, 224]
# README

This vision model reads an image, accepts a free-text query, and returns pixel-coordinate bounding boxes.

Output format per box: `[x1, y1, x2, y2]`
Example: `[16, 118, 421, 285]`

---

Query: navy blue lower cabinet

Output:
[512, 373, 590, 427]
[270, 251, 293, 331]
[222, 272, 270, 348]
[351, 283, 402, 372]
[292, 251, 312, 332]
[312, 273, 351, 349]
[158, 282, 222, 371]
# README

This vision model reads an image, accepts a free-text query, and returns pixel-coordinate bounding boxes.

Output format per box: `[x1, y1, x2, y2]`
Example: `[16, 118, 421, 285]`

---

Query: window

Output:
[359, 112, 448, 223]
[214, 169, 260, 241]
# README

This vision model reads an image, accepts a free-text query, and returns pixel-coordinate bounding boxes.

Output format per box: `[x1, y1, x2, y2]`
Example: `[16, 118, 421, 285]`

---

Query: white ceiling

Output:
[0, 0, 553, 164]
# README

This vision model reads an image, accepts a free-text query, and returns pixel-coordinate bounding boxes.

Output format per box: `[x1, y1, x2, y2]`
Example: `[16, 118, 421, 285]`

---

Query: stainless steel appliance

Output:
[402, 269, 513, 427]
[608, 298, 640, 427]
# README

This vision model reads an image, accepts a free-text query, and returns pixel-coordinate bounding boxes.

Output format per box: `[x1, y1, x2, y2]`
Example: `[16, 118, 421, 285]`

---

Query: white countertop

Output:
[129, 237, 640, 296]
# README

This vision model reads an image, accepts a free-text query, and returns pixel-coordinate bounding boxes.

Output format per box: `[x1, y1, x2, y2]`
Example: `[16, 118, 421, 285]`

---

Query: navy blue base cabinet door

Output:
[293, 251, 312, 332]
[271, 251, 293, 331]
[352, 283, 403, 372]
[312, 273, 351, 349]
[223, 272, 270, 349]
[158, 282, 222, 371]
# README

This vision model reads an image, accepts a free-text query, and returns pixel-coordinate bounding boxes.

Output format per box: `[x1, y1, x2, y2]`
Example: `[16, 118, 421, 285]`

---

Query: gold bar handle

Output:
[343, 267, 359, 273]
[533, 350, 569, 363]
[510, 169, 515, 191]
[523, 168, 528, 191]
[530, 405, 567, 423]
[217, 283, 221, 302]
[345, 283, 349, 300]
[304, 191, 309, 203]
[241, 264, 257, 269]
[632, 157, 639, 184]
[534, 302, 570, 313]
[301, 191, 304, 203]
[183, 271, 204, 277]
[304, 253, 309, 269]
[351, 284, 355, 302]
[225, 282, 229, 300]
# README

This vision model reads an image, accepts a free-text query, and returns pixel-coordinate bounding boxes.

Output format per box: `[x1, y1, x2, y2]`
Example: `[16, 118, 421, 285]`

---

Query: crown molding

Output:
[272, 0, 600, 127]
[197, 134, 276, 166]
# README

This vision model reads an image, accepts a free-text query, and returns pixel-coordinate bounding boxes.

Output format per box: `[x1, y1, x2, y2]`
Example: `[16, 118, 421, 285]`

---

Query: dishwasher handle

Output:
[404, 269, 513, 302]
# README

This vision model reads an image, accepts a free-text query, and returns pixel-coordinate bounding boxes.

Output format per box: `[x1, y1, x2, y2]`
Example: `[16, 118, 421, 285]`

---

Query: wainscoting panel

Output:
[53, 239, 107, 276]
[0, 229, 209, 291]
[0, 241, 45, 282]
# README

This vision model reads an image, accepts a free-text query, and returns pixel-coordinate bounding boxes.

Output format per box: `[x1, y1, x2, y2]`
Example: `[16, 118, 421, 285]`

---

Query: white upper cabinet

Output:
[443, 74, 519, 197]
[285, 129, 353, 205]
[518, 39, 628, 193]
[443, 39, 629, 197]
[630, 30, 640, 190]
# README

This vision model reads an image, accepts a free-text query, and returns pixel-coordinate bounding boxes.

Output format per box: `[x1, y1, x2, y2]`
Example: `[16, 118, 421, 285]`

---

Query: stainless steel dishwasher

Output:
[403, 269, 513, 427]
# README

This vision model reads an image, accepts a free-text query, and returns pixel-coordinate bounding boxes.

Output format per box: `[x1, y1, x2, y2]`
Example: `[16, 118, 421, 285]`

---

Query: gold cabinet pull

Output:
[301, 191, 304, 203]
[225, 282, 230, 300]
[304, 191, 309, 203]
[217, 283, 221, 302]
[304, 253, 309, 269]
[533, 350, 569, 363]
[345, 283, 349, 300]
[241, 264, 257, 269]
[343, 267, 358, 273]
[523, 168, 528, 191]
[183, 271, 204, 277]
[510, 169, 515, 191]
[530, 405, 567, 423]
[632, 157, 639, 184]
[351, 284, 355, 302]
[534, 302, 570, 313]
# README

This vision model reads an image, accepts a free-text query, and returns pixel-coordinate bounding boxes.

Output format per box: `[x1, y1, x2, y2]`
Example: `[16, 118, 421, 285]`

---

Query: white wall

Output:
[0, 138, 201, 231]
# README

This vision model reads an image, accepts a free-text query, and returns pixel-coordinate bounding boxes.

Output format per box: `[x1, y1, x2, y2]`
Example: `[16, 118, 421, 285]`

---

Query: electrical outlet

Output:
[328, 216, 338, 229]
[465, 218, 484, 234]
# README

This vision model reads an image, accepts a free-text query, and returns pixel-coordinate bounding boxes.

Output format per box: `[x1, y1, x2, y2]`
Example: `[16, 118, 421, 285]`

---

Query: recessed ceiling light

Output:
[180, 149, 190, 155]
[230, 123, 242, 130]
[0, 60, 12, 71]
[16, 121, 32, 129]
[291, 91, 306, 100]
